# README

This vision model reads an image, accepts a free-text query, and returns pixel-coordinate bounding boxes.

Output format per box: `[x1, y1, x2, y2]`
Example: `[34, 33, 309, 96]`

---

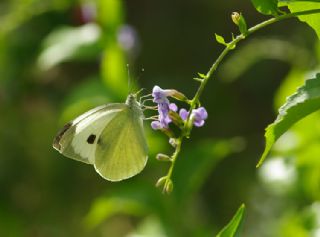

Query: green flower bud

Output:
[169, 111, 184, 128]
[231, 12, 241, 25]
[168, 90, 190, 103]
[156, 176, 167, 187]
[231, 12, 248, 35]
[164, 179, 173, 194]
[169, 138, 178, 148]
[160, 127, 175, 138]
[156, 153, 172, 161]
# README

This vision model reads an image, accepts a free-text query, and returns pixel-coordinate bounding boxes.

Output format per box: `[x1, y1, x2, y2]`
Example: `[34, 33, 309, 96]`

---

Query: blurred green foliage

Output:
[0, 0, 320, 236]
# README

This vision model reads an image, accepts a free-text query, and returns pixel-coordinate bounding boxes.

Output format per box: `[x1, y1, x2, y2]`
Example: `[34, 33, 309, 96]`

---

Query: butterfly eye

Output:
[87, 134, 96, 144]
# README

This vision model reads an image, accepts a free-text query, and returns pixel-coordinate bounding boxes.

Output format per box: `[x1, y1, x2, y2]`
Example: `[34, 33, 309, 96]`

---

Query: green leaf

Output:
[216, 204, 246, 237]
[215, 34, 228, 46]
[257, 73, 320, 167]
[285, 2, 320, 39]
[198, 72, 207, 78]
[37, 24, 101, 70]
[238, 14, 248, 35]
[251, 0, 279, 15]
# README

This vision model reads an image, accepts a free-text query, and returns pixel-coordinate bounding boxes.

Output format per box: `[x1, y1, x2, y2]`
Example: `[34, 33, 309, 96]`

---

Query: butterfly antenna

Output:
[127, 64, 133, 94]
[134, 88, 144, 95]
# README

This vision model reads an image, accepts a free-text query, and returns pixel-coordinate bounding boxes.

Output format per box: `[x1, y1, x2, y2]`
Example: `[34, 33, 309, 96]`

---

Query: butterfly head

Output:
[126, 88, 145, 106]
[126, 93, 136, 102]
[126, 93, 141, 109]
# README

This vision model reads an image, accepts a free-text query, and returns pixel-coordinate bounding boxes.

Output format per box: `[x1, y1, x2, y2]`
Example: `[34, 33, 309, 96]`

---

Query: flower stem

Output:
[162, 9, 320, 191]
[194, 8, 320, 107]
[163, 139, 181, 192]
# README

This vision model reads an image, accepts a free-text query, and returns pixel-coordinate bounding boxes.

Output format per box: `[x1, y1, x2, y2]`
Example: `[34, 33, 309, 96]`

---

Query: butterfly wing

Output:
[94, 105, 148, 181]
[53, 104, 127, 164]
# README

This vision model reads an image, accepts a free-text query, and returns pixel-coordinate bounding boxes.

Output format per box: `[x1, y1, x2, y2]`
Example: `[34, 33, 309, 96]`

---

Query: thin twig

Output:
[161, 9, 320, 192]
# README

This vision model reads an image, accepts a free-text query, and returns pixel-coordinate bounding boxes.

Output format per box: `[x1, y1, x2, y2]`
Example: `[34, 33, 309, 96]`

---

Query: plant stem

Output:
[195, 8, 320, 107]
[163, 8, 320, 191]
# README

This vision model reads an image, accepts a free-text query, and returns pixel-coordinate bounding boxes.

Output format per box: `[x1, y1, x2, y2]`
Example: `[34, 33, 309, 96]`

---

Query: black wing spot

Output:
[87, 134, 96, 144]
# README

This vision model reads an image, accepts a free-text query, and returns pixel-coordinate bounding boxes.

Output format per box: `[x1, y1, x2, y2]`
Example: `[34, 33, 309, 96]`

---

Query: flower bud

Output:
[164, 179, 173, 194]
[231, 12, 247, 35]
[231, 12, 241, 25]
[156, 153, 172, 161]
[156, 176, 167, 187]
[169, 138, 178, 148]
[160, 127, 175, 138]
[168, 90, 189, 103]
[169, 111, 184, 128]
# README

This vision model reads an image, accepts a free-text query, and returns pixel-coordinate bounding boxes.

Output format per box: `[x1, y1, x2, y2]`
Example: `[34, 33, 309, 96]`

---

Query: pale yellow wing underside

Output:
[53, 104, 126, 164]
[94, 106, 148, 181]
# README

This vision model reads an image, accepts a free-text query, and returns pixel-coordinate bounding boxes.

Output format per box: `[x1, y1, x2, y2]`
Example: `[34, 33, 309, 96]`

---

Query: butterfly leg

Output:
[143, 115, 159, 120]
[139, 94, 152, 104]
[142, 105, 158, 110]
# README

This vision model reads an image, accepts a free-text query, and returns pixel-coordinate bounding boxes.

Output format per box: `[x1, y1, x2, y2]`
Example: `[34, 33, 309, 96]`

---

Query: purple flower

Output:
[192, 107, 208, 127]
[152, 102, 179, 130]
[158, 102, 171, 128]
[152, 86, 176, 103]
[150, 85, 208, 133]
[117, 25, 138, 51]
[169, 103, 178, 112]
[151, 86, 180, 130]
[179, 107, 208, 127]
[179, 108, 189, 120]
[80, 3, 97, 23]
[151, 121, 162, 130]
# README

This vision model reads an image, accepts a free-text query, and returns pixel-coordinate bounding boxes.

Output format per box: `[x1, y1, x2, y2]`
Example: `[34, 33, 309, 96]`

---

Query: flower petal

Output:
[179, 108, 189, 120]
[169, 103, 178, 112]
[194, 119, 205, 127]
[151, 121, 161, 130]
[197, 107, 208, 119]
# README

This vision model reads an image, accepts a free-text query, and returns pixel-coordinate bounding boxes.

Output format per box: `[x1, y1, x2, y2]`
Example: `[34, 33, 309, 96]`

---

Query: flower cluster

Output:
[151, 86, 178, 130]
[151, 85, 208, 130]
[150, 85, 208, 194]
[179, 107, 208, 127]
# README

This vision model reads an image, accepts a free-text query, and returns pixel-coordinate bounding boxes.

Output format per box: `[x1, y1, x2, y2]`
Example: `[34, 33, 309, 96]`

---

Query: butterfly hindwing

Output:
[94, 105, 148, 181]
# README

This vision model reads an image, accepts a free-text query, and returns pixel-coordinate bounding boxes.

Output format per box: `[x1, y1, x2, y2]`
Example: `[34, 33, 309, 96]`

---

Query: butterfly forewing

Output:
[53, 104, 127, 164]
[94, 103, 148, 181]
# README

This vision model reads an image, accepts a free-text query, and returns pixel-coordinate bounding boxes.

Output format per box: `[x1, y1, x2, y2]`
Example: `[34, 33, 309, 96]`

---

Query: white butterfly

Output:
[53, 94, 148, 181]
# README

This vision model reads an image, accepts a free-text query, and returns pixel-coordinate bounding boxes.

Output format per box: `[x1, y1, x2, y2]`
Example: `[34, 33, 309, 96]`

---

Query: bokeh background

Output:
[1, 0, 320, 236]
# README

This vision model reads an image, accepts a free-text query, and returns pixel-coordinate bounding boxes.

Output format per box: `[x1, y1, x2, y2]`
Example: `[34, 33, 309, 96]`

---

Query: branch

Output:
[160, 9, 320, 193]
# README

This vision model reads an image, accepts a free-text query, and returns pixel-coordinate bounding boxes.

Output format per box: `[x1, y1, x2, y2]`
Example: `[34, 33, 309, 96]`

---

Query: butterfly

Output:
[53, 93, 148, 181]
